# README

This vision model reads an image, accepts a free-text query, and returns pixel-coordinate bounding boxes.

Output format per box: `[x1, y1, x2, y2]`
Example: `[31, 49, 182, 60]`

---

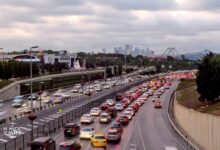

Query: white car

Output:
[106, 99, 115, 106]
[80, 127, 94, 139]
[90, 107, 101, 116]
[123, 111, 133, 120]
[71, 88, 79, 93]
[103, 85, 110, 89]
[95, 87, 102, 92]
[99, 113, 111, 123]
[125, 107, 135, 116]
[12, 96, 24, 107]
[80, 114, 94, 124]
[53, 89, 65, 97]
[115, 103, 124, 111]
[61, 93, 71, 99]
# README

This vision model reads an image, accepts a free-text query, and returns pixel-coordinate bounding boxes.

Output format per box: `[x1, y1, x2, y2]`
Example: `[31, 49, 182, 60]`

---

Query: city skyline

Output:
[0, 1, 220, 53]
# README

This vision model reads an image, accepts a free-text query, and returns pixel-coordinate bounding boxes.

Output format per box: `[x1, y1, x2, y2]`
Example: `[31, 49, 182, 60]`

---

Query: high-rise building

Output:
[102, 48, 107, 54]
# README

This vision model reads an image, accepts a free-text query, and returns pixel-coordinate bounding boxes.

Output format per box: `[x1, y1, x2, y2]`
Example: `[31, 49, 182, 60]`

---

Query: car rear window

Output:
[83, 128, 92, 131]
[95, 136, 105, 139]
[60, 146, 71, 150]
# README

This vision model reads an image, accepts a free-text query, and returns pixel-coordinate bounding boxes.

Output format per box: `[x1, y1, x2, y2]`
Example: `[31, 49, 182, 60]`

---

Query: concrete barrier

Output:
[174, 93, 220, 150]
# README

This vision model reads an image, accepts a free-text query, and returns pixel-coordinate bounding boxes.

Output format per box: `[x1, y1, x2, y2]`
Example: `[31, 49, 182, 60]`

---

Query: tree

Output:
[196, 52, 220, 102]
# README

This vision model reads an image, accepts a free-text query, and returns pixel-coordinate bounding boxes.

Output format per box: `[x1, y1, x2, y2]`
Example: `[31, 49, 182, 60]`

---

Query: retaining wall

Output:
[174, 96, 220, 150]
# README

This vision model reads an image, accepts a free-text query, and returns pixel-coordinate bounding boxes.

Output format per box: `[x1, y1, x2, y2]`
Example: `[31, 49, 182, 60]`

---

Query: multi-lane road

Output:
[0, 73, 193, 150]
[53, 80, 190, 150]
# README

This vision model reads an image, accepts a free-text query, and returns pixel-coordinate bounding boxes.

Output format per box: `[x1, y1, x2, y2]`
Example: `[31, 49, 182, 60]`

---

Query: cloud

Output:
[0, 0, 220, 53]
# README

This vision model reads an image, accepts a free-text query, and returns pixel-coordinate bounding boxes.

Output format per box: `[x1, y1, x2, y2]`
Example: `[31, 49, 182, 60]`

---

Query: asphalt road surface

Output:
[53, 81, 191, 150]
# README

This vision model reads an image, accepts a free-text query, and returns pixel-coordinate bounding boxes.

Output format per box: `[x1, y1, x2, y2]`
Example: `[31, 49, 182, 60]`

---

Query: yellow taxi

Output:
[90, 133, 107, 147]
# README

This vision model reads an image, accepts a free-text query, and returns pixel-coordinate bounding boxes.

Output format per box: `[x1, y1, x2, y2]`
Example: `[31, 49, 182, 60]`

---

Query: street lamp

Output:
[39, 81, 44, 109]
[29, 46, 39, 141]
[81, 76, 85, 94]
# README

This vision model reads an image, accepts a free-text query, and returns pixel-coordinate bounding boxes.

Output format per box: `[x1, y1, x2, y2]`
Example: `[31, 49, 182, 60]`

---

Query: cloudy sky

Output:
[0, 0, 220, 54]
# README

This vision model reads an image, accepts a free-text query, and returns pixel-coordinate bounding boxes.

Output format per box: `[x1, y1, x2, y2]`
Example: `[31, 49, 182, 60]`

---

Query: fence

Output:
[0, 77, 147, 150]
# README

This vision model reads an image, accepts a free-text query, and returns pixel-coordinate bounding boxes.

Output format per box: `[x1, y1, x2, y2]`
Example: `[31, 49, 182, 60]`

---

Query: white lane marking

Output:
[4, 134, 16, 139]
[164, 146, 178, 150]
[122, 111, 142, 150]
[20, 127, 31, 131]
[0, 138, 8, 142]
[137, 123, 146, 150]
[26, 124, 38, 128]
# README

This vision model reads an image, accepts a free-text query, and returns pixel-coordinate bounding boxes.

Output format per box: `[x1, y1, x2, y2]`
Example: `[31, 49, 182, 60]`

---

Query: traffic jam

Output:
[29, 72, 195, 150]
[30, 74, 177, 150]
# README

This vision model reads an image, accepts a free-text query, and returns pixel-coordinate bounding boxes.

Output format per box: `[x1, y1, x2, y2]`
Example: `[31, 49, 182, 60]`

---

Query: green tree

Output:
[196, 53, 220, 102]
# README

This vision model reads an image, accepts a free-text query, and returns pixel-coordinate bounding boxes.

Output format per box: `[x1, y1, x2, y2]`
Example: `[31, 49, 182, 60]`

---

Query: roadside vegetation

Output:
[0, 80, 13, 89]
[177, 52, 220, 115]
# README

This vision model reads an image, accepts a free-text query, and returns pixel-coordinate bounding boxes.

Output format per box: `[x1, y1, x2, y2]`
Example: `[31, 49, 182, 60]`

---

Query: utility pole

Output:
[29, 46, 39, 141]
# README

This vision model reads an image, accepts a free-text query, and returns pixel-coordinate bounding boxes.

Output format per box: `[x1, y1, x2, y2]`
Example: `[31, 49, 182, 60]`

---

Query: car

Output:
[136, 99, 144, 105]
[59, 140, 81, 150]
[90, 107, 101, 116]
[85, 89, 93, 96]
[103, 85, 110, 89]
[99, 113, 111, 123]
[115, 93, 123, 101]
[12, 96, 24, 107]
[106, 99, 115, 106]
[28, 94, 39, 100]
[95, 87, 102, 92]
[125, 107, 135, 116]
[154, 100, 162, 108]
[101, 103, 110, 111]
[152, 96, 159, 103]
[123, 111, 133, 120]
[106, 129, 121, 142]
[116, 115, 129, 125]
[71, 88, 79, 93]
[110, 122, 123, 133]
[54, 89, 65, 97]
[40, 92, 50, 101]
[30, 137, 56, 150]
[54, 97, 64, 104]
[64, 123, 80, 137]
[115, 103, 124, 111]
[61, 93, 71, 99]
[80, 127, 94, 139]
[80, 114, 94, 124]
[90, 133, 107, 147]
[130, 104, 139, 112]
[106, 107, 117, 118]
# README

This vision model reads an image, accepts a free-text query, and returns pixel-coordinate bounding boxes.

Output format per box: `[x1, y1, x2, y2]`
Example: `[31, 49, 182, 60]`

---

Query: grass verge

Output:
[176, 79, 220, 116]
[0, 80, 14, 89]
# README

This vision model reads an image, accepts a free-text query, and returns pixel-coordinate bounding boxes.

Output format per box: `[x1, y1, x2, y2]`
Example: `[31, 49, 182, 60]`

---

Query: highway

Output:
[52, 80, 191, 150]
[0, 75, 145, 150]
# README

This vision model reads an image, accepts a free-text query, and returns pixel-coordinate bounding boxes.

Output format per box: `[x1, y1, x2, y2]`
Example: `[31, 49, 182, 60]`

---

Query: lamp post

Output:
[81, 76, 85, 94]
[29, 46, 39, 141]
[39, 81, 44, 109]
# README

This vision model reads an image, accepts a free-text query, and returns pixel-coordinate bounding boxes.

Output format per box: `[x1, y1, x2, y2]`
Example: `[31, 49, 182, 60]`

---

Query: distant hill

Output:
[184, 49, 212, 60]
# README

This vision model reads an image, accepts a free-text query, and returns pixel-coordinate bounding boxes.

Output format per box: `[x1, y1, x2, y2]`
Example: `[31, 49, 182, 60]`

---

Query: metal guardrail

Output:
[167, 90, 200, 150]
[0, 77, 148, 150]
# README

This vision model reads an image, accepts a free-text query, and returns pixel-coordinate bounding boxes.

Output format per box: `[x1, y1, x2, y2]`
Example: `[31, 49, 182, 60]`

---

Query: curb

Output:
[167, 90, 200, 150]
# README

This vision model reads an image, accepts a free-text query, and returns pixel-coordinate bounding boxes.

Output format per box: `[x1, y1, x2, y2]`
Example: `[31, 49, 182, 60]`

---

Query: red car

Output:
[122, 101, 129, 108]
[131, 104, 139, 112]
[101, 103, 110, 111]
[116, 115, 129, 125]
